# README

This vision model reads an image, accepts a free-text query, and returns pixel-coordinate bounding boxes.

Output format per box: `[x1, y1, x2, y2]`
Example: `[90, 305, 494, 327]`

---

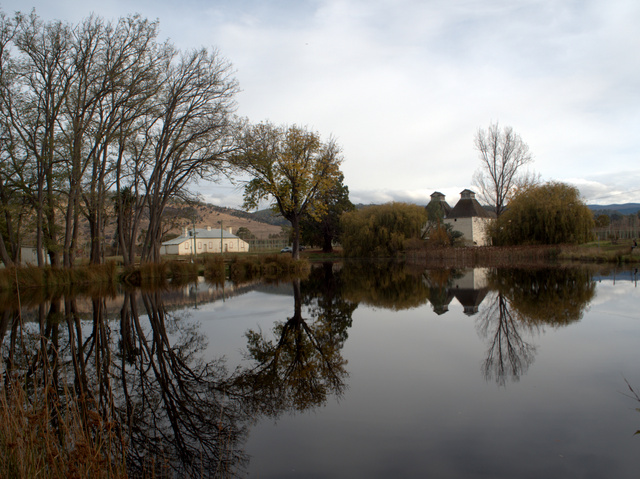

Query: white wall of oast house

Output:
[444, 217, 492, 246]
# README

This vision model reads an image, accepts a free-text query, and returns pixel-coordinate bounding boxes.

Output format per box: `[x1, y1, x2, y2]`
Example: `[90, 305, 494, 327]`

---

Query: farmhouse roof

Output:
[448, 189, 496, 219]
[162, 227, 241, 245]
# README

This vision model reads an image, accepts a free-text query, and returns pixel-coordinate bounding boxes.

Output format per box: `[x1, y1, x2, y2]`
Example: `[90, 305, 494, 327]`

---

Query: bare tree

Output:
[118, 47, 238, 264]
[8, 13, 75, 266]
[0, 10, 237, 267]
[472, 122, 534, 217]
[76, 15, 163, 265]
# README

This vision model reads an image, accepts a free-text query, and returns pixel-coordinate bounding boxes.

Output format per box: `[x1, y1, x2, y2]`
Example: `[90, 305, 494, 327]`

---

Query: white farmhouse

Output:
[160, 226, 249, 256]
[443, 189, 496, 246]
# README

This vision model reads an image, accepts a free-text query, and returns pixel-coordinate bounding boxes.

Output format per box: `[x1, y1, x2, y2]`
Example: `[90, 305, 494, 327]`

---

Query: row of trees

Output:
[0, 11, 349, 267]
[0, 9, 596, 269]
[0, 11, 240, 267]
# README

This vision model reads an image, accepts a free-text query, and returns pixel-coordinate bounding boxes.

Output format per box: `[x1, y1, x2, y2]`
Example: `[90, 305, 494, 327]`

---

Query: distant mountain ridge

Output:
[587, 203, 640, 216]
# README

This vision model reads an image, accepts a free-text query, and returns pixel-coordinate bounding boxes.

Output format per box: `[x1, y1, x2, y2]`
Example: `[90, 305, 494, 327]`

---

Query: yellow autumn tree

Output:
[232, 121, 344, 258]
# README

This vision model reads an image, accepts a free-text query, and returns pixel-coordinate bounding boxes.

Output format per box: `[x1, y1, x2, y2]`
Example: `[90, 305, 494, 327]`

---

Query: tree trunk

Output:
[291, 214, 301, 260]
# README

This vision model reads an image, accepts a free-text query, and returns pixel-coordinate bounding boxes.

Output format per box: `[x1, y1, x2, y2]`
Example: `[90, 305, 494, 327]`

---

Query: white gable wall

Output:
[444, 217, 492, 246]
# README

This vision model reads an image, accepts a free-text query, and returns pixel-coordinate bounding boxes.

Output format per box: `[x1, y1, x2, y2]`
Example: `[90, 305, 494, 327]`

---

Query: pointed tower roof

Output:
[448, 189, 496, 219]
[426, 191, 452, 218]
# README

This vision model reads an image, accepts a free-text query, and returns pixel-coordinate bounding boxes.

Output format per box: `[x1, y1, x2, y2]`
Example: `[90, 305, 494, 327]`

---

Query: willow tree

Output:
[233, 122, 343, 259]
[488, 182, 594, 246]
[339, 202, 428, 257]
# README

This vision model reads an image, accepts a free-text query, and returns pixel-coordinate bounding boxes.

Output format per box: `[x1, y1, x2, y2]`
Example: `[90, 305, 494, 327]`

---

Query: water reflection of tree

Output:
[477, 292, 538, 386]
[116, 291, 248, 477]
[1, 270, 356, 477]
[478, 267, 596, 386]
[490, 267, 596, 326]
[341, 261, 431, 310]
[236, 276, 349, 416]
[1, 291, 249, 478]
[301, 262, 357, 345]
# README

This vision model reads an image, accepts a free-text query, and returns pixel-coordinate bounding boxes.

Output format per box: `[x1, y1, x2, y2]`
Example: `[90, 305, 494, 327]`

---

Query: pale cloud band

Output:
[6, 0, 640, 208]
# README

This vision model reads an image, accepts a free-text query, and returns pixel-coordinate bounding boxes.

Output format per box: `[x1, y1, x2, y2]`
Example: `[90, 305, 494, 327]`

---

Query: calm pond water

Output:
[2, 262, 640, 478]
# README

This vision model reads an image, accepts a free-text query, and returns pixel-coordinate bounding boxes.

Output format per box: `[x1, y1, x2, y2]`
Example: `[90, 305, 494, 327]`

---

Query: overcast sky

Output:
[3, 0, 639, 208]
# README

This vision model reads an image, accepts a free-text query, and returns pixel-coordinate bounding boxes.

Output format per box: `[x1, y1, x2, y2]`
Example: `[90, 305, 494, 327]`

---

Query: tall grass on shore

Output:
[0, 262, 118, 290]
[0, 263, 118, 306]
[0, 376, 126, 479]
[558, 240, 640, 264]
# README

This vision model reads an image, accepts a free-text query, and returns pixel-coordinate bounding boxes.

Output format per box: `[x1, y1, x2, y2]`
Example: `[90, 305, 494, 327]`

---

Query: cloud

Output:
[4, 0, 640, 208]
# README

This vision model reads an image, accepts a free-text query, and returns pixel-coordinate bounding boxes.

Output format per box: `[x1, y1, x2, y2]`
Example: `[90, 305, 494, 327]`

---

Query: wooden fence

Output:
[247, 238, 289, 252]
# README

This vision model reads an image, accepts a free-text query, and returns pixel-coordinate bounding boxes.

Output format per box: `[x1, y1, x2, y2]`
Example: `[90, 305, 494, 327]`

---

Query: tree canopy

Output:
[488, 182, 595, 245]
[340, 202, 428, 257]
[232, 121, 343, 259]
[300, 172, 354, 252]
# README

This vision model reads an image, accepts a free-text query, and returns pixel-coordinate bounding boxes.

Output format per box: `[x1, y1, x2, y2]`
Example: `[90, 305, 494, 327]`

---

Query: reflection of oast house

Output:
[160, 226, 250, 255]
[425, 268, 490, 316]
[451, 268, 490, 316]
[428, 189, 496, 246]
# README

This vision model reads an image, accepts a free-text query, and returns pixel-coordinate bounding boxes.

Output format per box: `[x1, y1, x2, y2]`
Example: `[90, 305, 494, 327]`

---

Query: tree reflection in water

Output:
[0, 267, 355, 477]
[476, 292, 538, 386]
[478, 267, 596, 386]
[1, 291, 249, 477]
[341, 260, 431, 310]
[0, 263, 600, 474]
[236, 275, 351, 416]
[117, 291, 248, 477]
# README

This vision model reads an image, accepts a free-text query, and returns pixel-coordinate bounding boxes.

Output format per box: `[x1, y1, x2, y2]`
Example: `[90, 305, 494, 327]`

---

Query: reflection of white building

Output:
[160, 227, 249, 256]
[451, 268, 490, 316]
[452, 268, 488, 290]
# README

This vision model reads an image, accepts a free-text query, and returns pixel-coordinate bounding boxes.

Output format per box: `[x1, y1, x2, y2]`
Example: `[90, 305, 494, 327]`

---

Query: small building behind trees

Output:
[20, 247, 50, 266]
[160, 227, 249, 256]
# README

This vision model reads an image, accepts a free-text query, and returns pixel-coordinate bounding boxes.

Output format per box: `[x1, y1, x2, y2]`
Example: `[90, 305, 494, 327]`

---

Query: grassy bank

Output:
[0, 262, 119, 305]
[557, 240, 640, 264]
[407, 240, 640, 268]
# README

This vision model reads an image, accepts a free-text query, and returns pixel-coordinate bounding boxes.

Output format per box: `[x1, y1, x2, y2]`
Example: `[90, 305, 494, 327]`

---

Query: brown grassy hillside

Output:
[180, 203, 284, 239]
